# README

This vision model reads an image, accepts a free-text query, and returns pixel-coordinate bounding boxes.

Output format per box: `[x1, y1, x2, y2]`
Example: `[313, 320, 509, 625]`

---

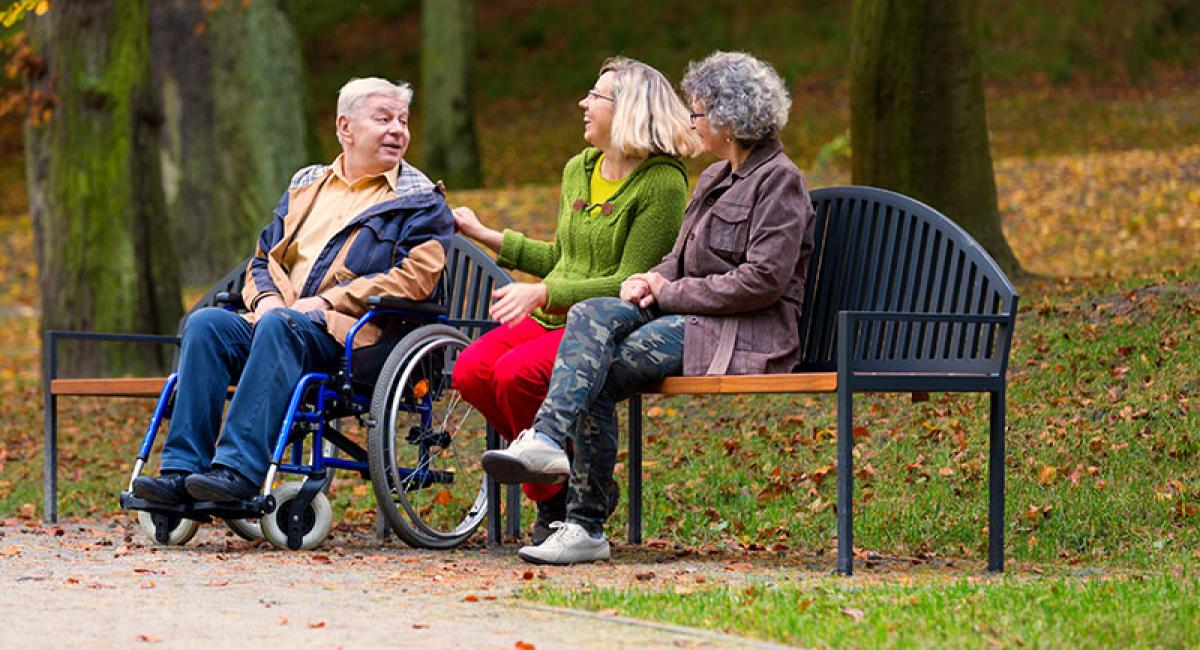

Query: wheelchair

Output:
[119, 235, 511, 550]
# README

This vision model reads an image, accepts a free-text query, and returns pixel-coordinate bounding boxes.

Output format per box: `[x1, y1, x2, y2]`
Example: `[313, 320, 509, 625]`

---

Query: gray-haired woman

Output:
[482, 51, 816, 565]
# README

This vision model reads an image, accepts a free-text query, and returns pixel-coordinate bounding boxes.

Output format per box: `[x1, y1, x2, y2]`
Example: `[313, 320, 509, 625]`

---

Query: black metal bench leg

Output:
[486, 424, 501, 546]
[988, 387, 1006, 572]
[836, 383, 854, 576]
[42, 331, 58, 524]
[627, 395, 643, 544]
[505, 484, 521, 539]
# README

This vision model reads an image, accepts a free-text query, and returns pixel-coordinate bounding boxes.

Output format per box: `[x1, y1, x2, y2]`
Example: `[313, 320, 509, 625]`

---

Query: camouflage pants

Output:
[532, 297, 684, 533]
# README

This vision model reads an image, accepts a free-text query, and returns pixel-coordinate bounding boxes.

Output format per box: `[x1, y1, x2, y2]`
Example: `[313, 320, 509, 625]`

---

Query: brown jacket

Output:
[651, 138, 815, 375]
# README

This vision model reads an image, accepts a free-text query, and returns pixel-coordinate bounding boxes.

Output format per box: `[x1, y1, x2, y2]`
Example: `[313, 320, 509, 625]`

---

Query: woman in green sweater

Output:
[452, 56, 699, 543]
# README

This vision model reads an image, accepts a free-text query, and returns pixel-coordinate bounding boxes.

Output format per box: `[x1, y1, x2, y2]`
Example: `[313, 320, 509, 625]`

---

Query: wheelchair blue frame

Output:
[121, 301, 450, 548]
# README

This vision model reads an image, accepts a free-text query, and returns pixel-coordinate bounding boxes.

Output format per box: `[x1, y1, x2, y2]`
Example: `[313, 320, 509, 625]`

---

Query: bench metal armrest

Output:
[836, 310, 1016, 378]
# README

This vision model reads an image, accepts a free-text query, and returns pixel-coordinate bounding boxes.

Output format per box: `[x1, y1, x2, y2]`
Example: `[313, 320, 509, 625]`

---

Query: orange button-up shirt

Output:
[283, 155, 399, 289]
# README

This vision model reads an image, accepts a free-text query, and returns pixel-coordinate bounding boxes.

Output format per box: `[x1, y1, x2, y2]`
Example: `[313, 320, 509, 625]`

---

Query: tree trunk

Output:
[150, 0, 313, 286]
[850, 0, 1024, 278]
[24, 0, 182, 375]
[420, 0, 482, 189]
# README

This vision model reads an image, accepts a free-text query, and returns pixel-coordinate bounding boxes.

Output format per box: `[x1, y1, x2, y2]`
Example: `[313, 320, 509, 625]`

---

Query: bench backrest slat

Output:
[798, 186, 1018, 376]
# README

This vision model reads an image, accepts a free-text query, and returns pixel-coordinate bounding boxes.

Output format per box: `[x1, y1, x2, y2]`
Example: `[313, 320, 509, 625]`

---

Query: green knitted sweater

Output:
[497, 147, 688, 328]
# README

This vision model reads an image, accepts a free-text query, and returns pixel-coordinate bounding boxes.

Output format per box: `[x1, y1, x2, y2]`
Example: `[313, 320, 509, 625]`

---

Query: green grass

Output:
[526, 572, 1200, 648]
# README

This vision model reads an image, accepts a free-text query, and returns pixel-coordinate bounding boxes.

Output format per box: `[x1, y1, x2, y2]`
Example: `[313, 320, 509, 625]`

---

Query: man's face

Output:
[339, 94, 410, 174]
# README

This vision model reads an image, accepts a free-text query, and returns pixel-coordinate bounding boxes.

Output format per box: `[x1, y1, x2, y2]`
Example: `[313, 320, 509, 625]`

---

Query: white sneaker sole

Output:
[517, 546, 609, 565]
[481, 450, 568, 485]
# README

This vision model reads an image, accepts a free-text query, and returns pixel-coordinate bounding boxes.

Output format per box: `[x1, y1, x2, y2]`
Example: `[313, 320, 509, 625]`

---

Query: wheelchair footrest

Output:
[121, 491, 277, 521]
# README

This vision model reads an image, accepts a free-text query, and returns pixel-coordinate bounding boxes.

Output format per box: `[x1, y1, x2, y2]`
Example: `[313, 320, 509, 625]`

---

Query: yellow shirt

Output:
[588, 153, 625, 215]
[284, 155, 399, 289]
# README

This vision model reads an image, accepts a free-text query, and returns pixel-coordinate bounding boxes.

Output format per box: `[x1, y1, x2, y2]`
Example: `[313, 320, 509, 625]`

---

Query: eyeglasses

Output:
[586, 89, 615, 103]
[689, 112, 706, 124]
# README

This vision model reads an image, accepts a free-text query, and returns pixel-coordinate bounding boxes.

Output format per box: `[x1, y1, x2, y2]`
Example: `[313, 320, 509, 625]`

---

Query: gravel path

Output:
[0, 519, 802, 649]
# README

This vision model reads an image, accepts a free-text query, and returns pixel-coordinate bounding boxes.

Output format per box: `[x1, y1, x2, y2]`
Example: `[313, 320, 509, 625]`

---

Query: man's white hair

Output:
[336, 77, 413, 118]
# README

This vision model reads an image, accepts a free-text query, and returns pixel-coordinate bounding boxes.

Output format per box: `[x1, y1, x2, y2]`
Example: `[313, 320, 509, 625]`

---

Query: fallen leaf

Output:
[515, 642, 536, 650]
[0, 546, 20, 557]
[307, 620, 326, 629]
[634, 571, 655, 581]
[841, 607, 865, 621]
[1037, 465, 1058, 485]
[310, 555, 333, 564]
[136, 634, 161, 643]
[597, 608, 619, 617]
[412, 623, 428, 629]
[205, 579, 230, 587]
[463, 594, 480, 602]
[521, 570, 534, 580]
[434, 489, 453, 506]
[279, 617, 288, 625]
[646, 406, 665, 419]
[798, 599, 813, 612]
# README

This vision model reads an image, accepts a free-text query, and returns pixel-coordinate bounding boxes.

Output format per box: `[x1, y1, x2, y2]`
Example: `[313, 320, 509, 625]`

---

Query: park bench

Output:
[622, 185, 1019, 575]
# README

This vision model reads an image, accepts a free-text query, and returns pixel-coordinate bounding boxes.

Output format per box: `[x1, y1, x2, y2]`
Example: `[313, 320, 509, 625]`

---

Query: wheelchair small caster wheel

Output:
[226, 518, 263, 542]
[137, 510, 200, 546]
[260, 482, 332, 550]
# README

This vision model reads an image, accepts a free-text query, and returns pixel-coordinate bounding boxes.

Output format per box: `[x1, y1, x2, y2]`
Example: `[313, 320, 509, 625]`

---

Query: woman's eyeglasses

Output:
[689, 112, 706, 124]
[586, 90, 615, 103]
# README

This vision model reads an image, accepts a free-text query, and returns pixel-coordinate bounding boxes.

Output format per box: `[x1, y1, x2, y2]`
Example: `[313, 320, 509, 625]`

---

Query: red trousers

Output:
[452, 317, 565, 502]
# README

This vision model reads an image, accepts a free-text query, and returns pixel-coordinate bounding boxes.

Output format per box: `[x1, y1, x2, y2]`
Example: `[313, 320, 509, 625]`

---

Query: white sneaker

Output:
[518, 522, 610, 565]
[480, 428, 569, 484]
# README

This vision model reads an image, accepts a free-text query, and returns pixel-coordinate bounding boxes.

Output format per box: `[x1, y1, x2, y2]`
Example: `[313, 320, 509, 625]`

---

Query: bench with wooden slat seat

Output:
[618, 185, 1019, 576]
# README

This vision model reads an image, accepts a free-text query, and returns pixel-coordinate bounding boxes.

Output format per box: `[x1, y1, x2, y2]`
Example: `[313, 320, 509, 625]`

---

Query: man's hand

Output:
[452, 206, 503, 252]
[253, 295, 286, 320]
[489, 282, 547, 326]
[292, 296, 330, 314]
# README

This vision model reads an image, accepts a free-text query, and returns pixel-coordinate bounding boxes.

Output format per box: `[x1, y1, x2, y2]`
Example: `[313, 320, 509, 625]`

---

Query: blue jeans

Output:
[160, 307, 342, 484]
[532, 297, 685, 533]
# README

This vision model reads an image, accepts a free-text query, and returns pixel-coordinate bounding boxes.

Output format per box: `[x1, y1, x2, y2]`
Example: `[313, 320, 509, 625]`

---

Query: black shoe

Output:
[185, 466, 259, 503]
[131, 472, 192, 506]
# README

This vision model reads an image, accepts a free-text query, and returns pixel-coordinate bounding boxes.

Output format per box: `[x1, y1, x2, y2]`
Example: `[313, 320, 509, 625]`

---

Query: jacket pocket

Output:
[707, 202, 751, 261]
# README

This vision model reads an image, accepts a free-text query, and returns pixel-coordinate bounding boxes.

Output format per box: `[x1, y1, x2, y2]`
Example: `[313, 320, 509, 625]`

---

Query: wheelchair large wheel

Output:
[367, 325, 488, 549]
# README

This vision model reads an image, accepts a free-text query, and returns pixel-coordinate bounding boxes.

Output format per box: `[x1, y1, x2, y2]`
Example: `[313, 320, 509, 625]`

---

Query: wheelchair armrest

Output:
[215, 292, 246, 309]
[366, 295, 448, 316]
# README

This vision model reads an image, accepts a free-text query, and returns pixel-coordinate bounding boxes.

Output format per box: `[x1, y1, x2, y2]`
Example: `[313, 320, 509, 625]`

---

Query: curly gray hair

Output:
[681, 51, 790, 146]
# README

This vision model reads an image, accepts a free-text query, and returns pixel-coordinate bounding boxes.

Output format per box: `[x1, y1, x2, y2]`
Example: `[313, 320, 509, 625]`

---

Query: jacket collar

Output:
[731, 137, 784, 180]
[327, 154, 400, 190]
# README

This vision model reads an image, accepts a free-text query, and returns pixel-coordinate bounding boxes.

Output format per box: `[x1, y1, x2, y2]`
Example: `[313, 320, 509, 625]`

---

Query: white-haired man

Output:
[133, 78, 454, 504]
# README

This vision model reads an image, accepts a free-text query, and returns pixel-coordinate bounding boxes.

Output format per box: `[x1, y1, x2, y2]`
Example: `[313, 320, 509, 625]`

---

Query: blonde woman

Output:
[486, 51, 816, 565]
[452, 57, 699, 544]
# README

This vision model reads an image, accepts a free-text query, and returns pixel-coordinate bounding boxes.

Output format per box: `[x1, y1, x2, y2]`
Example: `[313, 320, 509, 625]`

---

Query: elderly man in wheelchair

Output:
[122, 77, 490, 550]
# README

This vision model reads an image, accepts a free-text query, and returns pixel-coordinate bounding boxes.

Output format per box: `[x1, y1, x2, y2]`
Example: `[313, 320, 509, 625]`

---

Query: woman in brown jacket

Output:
[480, 51, 816, 565]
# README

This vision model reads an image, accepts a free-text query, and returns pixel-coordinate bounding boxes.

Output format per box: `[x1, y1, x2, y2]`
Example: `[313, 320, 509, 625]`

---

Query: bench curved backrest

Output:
[796, 186, 1018, 376]
[442, 235, 512, 339]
